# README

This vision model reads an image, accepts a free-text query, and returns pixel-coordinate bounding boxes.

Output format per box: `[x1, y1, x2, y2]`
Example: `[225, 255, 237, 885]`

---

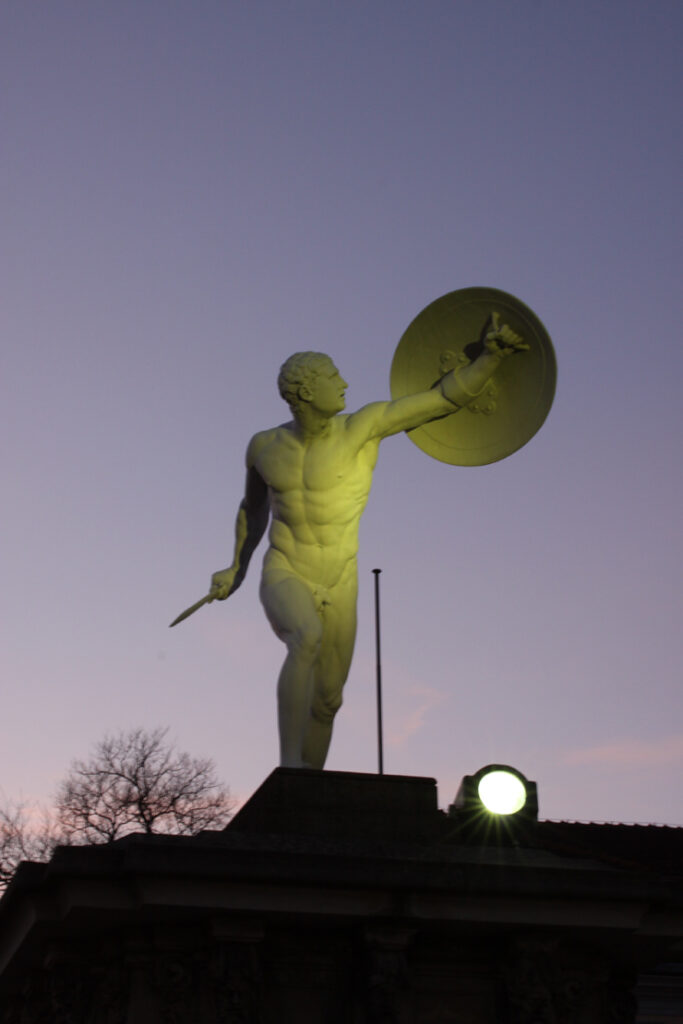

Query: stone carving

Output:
[601, 965, 637, 1024]
[0, 970, 49, 1024]
[47, 958, 94, 1024]
[505, 936, 561, 1022]
[364, 926, 414, 1024]
[153, 951, 200, 1024]
[198, 314, 528, 771]
[91, 959, 129, 1024]
[389, 287, 556, 467]
[438, 350, 498, 415]
[504, 935, 637, 1024]
[170, 297, 537, 767]
[365, 944, 408, 1022]
[209, 941, 262, 1024]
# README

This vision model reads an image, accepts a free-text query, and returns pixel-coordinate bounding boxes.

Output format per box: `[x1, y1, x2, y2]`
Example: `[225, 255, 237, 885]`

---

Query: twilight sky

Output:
[2, 1, 682, 827]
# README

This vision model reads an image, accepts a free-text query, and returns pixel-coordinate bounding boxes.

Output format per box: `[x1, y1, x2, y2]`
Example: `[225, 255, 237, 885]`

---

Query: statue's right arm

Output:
[346, 314, 529, 446]
[210, 442, 270, 601]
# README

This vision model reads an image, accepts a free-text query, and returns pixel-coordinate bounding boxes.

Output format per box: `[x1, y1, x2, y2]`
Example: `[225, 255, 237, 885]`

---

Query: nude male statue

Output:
[209, 315, 527, 769]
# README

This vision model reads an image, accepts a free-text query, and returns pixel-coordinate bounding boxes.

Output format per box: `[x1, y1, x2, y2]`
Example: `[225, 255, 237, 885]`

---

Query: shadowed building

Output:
[0, 768, 682, 1022]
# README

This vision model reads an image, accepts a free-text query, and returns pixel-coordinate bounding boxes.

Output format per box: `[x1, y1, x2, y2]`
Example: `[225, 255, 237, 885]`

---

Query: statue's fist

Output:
[210, 568, 237, 600]
[485, 312, 529, 356]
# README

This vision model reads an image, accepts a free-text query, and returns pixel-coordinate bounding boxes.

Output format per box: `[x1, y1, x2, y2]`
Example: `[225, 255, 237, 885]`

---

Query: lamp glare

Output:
[477, 770, 526, 815]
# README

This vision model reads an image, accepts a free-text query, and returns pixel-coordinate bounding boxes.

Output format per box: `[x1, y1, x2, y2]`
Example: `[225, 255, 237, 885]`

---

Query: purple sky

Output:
[3, 1, 682, 826]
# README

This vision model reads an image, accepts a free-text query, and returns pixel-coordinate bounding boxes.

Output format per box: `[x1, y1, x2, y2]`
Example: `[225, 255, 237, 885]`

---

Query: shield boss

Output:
[390, 287, 556, 466]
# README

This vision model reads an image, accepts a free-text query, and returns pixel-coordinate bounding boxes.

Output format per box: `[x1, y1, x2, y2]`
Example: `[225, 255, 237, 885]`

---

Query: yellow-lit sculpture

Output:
[171, 288, 556, 770]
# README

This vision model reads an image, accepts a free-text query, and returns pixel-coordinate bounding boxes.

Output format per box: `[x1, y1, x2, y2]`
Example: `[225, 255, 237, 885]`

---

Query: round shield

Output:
[390, 287, 556, 466]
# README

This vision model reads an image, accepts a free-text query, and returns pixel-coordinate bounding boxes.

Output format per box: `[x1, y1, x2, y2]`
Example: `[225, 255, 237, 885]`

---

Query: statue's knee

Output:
[312, 690, 343, 725]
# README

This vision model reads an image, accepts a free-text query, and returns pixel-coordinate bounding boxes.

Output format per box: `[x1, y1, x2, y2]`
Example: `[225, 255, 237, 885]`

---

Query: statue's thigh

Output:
[260, 572, 322, 647]
[319, 591, 358, 676]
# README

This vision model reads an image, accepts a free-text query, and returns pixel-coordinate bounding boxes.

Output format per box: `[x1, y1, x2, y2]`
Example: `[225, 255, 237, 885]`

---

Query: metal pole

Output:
[372, 569, 384, 775]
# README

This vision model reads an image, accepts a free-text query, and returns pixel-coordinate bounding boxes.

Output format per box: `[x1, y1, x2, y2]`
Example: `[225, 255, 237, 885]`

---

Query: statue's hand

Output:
[484, 312, 529, 357]
[210, 567, 238, 601]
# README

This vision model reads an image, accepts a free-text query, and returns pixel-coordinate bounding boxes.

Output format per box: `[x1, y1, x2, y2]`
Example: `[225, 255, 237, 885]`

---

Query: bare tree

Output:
[55, 727, 234, 844]
[0, 801, 59, 889]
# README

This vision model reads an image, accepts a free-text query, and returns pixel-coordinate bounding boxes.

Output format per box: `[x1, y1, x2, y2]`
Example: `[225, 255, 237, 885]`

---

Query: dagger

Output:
[169, 593, 214, 628]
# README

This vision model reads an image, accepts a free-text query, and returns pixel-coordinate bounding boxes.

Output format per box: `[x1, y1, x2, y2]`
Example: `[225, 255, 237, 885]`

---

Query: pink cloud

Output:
[564, 735, 683, 767]
[387, 685, 445, 748]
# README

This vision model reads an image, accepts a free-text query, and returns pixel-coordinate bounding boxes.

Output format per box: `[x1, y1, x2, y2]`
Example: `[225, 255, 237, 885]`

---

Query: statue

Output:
[171, 288, 556, 769]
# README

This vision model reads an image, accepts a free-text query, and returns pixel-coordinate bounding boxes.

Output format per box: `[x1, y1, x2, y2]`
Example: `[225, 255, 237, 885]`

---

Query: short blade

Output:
[169, 594, 212, 628]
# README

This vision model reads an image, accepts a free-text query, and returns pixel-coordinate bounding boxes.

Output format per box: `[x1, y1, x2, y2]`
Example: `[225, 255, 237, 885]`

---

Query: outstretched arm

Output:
[210, 460, 269, 600]
[347, 312, 528, 442]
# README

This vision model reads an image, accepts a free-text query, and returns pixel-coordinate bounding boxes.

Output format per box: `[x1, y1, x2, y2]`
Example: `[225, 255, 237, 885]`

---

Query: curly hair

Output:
[277, 352, 332, 409]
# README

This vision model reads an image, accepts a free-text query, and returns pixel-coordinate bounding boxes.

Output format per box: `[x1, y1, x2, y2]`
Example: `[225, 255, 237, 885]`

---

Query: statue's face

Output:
[303, 358, 348, 416]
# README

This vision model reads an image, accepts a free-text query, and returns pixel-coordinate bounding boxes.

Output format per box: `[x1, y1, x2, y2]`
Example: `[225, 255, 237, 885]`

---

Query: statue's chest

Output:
[302, 444, 359, 493]
[259, 438, 366, 496]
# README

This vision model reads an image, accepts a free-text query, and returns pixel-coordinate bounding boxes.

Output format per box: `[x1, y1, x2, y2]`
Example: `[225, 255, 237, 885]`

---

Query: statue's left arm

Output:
[348, 313, 528, 442]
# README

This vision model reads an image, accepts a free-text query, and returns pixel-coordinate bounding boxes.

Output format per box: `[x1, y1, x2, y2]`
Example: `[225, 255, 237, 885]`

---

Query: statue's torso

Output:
[252, 417, 378, 587]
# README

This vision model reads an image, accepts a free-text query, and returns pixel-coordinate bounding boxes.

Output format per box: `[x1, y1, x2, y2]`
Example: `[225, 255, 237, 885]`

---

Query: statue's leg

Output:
[260, 570, 324, 768]
[302, 570, 358, 770]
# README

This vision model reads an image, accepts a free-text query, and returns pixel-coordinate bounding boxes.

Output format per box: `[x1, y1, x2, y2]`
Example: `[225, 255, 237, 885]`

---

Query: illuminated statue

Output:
[171, 287, 556, 769]
[206, 317, 527, 769]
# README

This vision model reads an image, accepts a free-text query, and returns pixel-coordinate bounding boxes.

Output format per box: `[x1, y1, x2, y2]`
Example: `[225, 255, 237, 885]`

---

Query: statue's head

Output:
[278, 352, 345, 413]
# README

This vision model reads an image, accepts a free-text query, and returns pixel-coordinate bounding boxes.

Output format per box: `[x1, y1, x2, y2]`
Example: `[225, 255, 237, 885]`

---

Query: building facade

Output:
[0, 769, 681, 1022]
